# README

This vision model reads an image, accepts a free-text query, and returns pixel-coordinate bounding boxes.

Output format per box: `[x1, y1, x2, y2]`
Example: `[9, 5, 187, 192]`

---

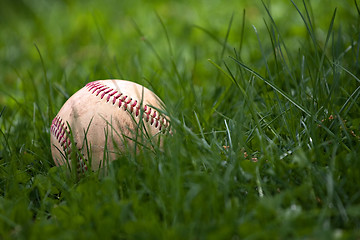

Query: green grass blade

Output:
[207, 59, 247, 96]
[231, 57, 312, 117]
[220, 13, 234, 60]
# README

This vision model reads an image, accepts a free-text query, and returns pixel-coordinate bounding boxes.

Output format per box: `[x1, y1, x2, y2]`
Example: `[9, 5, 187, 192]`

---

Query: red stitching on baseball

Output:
[85, 81, 170, 132]
[113, 93, 122, 105]
[145, 106, 151, 122]
[106, 90, 117, 102]
[101, 89, 112, 99]
[50, 116, 71, 154]
[132, 100, 138, 108]
[87, 82, 103, 94]
[96, 86, 108, 96]
[130, 100, 137, 113]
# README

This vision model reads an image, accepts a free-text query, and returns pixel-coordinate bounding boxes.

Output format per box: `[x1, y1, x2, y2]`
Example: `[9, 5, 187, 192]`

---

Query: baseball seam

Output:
[51, 116, 72, 154]
[85, 81, 170, 131]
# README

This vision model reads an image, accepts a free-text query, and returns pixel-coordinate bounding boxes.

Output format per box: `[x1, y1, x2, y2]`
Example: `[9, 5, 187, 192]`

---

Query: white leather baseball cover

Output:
[50, 80, 169, 170]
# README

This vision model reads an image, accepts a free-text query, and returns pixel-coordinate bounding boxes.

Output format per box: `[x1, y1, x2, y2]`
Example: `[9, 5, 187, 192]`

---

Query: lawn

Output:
[0, 0, 359, 239]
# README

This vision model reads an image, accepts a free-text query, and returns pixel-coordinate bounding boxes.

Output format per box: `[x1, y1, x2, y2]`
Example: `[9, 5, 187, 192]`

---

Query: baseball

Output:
[50, 79, 170, 171]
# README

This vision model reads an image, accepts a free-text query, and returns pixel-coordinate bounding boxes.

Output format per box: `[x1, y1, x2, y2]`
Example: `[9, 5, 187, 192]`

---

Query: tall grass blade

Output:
[208, 59, 247, 96]
[220, 13, 234, 60]
[34, 43, 52, 122]
[231, 57, 312, 117]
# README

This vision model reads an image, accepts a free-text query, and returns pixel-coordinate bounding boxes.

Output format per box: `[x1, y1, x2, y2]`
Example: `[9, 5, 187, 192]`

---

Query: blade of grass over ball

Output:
[103, 127, 110, 174]
[83, 117, 95, 171]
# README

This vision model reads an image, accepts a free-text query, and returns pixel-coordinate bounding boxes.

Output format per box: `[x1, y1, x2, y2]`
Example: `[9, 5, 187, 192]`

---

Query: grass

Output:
[1, 0, 360, 239]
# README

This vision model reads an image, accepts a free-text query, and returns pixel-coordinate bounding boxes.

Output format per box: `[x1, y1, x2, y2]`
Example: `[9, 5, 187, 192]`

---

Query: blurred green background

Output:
[0, 0, 354, 105]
